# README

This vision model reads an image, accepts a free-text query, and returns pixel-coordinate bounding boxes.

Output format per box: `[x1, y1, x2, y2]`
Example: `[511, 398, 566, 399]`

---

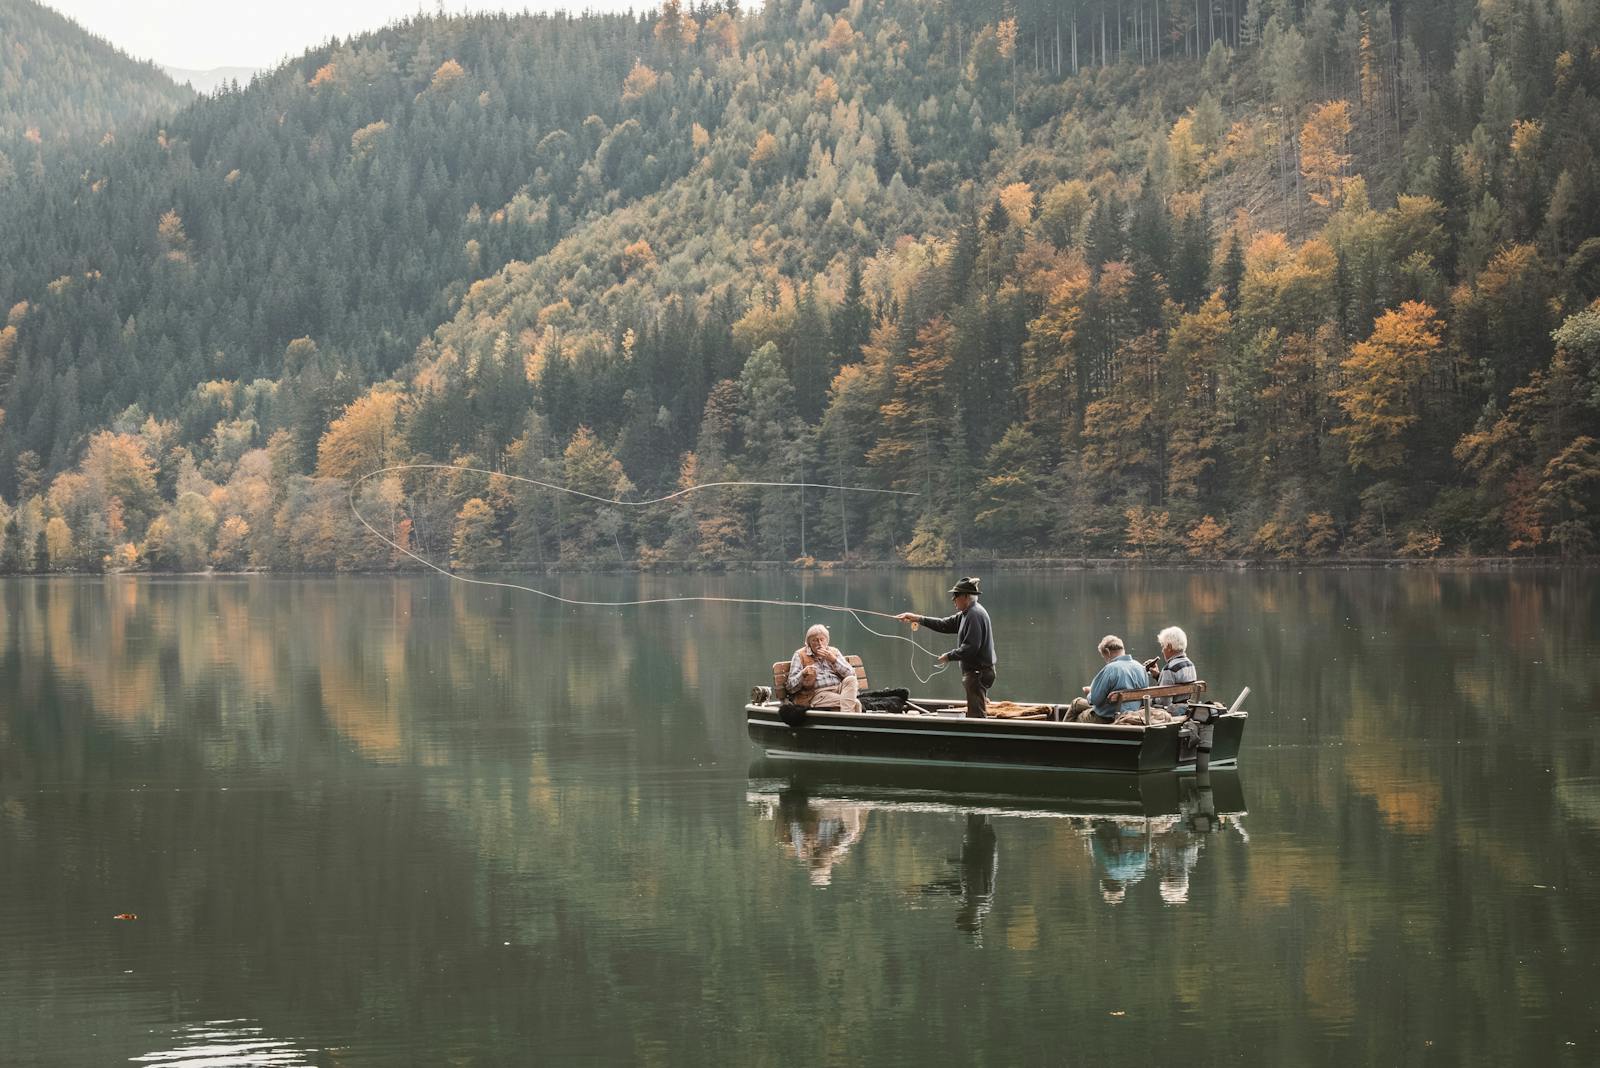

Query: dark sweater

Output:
[916, 601, 997, 669]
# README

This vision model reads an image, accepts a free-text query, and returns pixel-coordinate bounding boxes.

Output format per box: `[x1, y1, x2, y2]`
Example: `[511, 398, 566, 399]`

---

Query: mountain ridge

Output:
[2, 0, 1599, 571]
[0, 0, 192, 154]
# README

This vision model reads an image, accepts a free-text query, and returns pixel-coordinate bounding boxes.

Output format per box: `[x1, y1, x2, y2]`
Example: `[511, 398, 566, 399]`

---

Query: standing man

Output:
[896, 577, 997, 719]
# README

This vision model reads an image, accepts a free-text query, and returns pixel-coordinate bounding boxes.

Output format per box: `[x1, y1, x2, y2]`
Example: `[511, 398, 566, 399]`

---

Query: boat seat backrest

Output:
[772, 655, 869, 697]
[1105, 680, 1207, 704]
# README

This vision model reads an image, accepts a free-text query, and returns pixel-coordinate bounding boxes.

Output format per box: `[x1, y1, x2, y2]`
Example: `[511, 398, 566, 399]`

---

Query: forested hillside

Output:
[0, 0, 192, 161]
[3, 0, 1599, 573]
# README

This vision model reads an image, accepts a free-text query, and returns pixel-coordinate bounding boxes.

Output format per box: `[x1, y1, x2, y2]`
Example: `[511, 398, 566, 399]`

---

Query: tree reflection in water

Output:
[9, 570, 1600, 1065]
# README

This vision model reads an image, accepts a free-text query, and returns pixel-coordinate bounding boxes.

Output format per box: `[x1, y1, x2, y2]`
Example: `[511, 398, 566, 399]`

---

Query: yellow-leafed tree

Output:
[1334, 301, 1444, 472]
[316, 388, 404, 481]
[1300, 100, 1353, 209]
[451, 497, 500, 569]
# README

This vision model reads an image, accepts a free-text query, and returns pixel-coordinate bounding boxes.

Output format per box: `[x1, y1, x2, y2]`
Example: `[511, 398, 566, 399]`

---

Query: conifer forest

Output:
[2, 0, 1599, 572]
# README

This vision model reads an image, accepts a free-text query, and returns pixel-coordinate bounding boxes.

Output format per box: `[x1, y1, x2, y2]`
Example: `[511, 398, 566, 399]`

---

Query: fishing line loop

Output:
[348, 464, 953, 676]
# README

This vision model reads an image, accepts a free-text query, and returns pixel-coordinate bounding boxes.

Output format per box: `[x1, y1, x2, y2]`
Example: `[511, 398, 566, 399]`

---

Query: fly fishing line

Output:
[349, 464, 954, 684]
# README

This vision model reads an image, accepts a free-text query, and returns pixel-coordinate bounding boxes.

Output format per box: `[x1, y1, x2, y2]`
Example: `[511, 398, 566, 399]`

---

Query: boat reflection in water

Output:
[748, 760, 1246, 931]
[1082, 774, 1248, 906]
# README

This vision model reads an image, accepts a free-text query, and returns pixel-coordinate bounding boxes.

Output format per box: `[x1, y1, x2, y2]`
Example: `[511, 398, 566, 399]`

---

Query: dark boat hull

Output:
[745, 703, 1247, 774]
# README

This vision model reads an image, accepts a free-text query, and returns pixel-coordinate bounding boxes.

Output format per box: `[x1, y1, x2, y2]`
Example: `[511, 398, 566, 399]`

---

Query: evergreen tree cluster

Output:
[2, 0, 1599, 572]
[0, 0, 192, 162]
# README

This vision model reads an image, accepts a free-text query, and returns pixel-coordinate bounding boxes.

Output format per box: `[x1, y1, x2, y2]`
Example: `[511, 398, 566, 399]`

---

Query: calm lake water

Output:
[2, 570, 1599, 1066]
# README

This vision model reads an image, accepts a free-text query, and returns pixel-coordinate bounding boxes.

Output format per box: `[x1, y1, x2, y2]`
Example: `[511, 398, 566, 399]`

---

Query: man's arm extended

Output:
[915, 612, 961, 635]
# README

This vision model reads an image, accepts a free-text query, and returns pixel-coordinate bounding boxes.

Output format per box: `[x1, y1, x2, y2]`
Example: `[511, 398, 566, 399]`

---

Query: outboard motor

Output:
[1180, 702, 1224, 771]
[1181, 687, 1248, 771]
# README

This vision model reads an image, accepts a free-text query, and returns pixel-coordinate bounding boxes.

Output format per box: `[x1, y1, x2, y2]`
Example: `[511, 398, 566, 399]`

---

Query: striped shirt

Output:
[1155, 654, 1196, 707]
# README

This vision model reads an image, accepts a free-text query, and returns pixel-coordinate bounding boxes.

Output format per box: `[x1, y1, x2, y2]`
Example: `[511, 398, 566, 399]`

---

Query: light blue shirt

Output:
[1087, 654, 1149, 720]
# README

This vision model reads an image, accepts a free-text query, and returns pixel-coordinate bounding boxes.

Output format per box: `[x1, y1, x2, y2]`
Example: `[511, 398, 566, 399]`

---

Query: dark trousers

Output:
[962, 667, 996, 718]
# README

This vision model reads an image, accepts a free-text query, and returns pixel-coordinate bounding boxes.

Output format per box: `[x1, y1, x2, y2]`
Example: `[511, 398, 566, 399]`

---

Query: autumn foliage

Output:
[3, 0, 1600, 573]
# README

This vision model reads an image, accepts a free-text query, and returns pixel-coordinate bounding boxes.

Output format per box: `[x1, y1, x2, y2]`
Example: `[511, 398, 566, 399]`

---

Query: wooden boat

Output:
[748, 656, 1248, 774]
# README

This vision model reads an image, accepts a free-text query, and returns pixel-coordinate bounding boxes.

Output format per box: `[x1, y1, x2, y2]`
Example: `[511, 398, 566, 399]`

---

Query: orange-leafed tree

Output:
[1334, 301, 1444, 473]
[1184, 515, 1230, 558]
[1300, 100, 1353, 209]
[749, 130, 779, 169]
[316, 388, 404, 481]
[213, 515, 252, 569]
[621, 61, 659, 105]
[653, 0, 698, 50]
[451, 498, 500, 569]
[81, 430, 160, 530]
[429, 60, 465, 92]
[825, 16, 855, 51]
[999, 182, 1034, 229]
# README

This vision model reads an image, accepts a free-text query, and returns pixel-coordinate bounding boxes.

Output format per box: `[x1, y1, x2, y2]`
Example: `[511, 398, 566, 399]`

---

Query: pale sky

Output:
[46, 0, 658, 71]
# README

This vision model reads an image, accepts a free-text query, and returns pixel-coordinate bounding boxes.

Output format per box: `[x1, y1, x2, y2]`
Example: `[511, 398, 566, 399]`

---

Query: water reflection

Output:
[768, 786, 868, 887]
[1080, 773, 1247, 906]
[751, 766, 1247, 931]
[6, 572, 1600, 1065]
[912, 814, 999, 941]
[130, 1021, 318, 1066]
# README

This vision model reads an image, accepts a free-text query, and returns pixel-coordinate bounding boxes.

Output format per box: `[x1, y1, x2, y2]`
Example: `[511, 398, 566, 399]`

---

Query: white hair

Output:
[1098, 634, 1124, 656]
[806, 623, 830, 641]
[1157, 626, 1188, 653]
[1160, 871, 1190, 905]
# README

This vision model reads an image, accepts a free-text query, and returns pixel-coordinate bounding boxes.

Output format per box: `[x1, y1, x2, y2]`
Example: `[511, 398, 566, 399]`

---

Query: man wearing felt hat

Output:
[895, 577, 998, 718]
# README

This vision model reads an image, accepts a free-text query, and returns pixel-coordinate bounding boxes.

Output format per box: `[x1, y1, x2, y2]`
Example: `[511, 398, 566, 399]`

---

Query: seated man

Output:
[1065, 635, 1149, 723]
[1144, 625, 1197, 711]
[786, 624, 863, 714]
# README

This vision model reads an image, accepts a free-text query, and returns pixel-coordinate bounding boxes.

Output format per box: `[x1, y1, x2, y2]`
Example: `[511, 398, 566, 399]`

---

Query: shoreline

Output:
[4, 555, 1595, 578]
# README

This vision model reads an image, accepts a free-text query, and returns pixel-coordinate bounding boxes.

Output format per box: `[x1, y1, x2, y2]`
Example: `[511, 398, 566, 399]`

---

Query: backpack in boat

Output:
[859, 687, 911, 714]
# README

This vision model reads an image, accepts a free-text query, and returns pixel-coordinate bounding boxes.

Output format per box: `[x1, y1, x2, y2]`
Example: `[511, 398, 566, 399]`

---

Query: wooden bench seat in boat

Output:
[1105, 680, 1207, 703]
[1105, 680, 1207, 709]
[771, 655, 869, 704]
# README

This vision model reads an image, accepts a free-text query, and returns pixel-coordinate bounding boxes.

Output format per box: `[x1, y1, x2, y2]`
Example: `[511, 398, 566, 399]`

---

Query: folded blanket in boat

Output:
[986, 701, 1054, 719]
[860, 687, 911, 713]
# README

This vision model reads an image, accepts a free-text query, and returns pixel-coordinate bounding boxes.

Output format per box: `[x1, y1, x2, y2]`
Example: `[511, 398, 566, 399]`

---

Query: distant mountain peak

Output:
[162, 66, 264, 95]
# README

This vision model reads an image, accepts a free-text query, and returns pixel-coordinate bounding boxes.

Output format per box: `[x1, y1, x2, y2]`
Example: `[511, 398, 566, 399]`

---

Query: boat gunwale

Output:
[744, 702, 1248, 733]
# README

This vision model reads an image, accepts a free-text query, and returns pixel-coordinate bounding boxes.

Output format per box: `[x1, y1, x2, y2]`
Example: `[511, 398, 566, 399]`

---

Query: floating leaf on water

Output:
[1109, 1010, 1125, 1017]
[113, 913, 138, 921]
